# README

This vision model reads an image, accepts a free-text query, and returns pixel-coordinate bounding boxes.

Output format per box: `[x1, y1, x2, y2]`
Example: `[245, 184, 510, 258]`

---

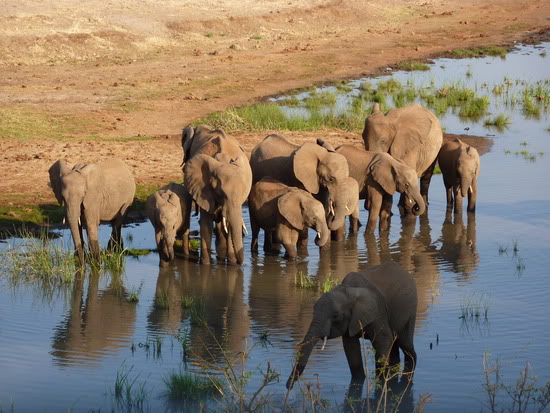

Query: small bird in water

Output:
[464, 127, 470, 131]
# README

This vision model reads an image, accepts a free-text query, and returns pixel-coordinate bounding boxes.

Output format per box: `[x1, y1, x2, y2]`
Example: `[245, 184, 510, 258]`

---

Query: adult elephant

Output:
[182, 125, 252, 265]
[286, 261, 417, 390]
[362, 104, 443, 209]
[48, 159, 135, 264]
[335, 144, 425, 233]
[250, 134, 350, 231]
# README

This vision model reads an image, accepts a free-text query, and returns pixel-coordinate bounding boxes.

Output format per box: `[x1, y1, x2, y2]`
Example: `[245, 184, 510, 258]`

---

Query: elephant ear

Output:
[48, 160, 72, 205]
[181, 126, 195, 166]
[389, 108, 433, 164]
[347, 286, 383, 338]
[184, 154, 221, 214]
[369, 153, 397, 194]
[278, 190, 304, 230]
[316, 138, 336, 152]
[77, 163, 102, 210]
[293, 142, 327, 194]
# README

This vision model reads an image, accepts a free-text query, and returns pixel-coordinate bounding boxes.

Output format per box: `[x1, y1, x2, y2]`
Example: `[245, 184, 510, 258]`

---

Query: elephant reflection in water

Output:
[51, 270, 137, 367]
[146, 261, 250, 363]
[437, 211, 478, 279]
[364, 214, 440, 330]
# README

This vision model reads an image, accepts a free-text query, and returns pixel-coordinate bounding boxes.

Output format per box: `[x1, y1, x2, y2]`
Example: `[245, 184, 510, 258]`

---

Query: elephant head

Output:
[278, 189, 330, 247]
[286, 283, 383, 389]
[293, 141, 350, 231]
[369, 153, 426, 216]
[184, 153, 252, 264]
[456, 145, 479, 198]
[49, 159, 74, 205]
[148, 189, 184, 262]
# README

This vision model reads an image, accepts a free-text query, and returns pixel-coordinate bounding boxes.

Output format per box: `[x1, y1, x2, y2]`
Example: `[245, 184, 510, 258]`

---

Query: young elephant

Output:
[248, 177, 330, 259]
[146, 183, 191, 266]
[330, 176, 360, 241]
[335, 145, 426, 233]
[438, 138, 480, 213]
[287, 261, 417, 389]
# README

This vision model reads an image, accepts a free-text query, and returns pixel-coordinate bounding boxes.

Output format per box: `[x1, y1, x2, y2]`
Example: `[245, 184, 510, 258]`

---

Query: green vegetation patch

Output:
[0, 108, 98, 140]
[395, 61, 430, 71]
[163, 371, 221, 401]
[449, 46, 508, 59]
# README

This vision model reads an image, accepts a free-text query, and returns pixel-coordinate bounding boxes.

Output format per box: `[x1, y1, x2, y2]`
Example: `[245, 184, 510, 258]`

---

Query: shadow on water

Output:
[51, 269, 137, 367]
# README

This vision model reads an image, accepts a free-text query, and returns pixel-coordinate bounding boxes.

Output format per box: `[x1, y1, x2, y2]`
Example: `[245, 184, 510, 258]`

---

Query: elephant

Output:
[48, 159, 135, 264]
[249, 134, 350, 232]
[248, 177, 330, 259]
[329, 176, 360, 242]
[438, 138, 480, 214]
[182, 125, 252, 265]
[362, 103, 443, 211]
[286, 260, 417, 389]
[335, 144, 426, 233]
[146, 182, 191, 266]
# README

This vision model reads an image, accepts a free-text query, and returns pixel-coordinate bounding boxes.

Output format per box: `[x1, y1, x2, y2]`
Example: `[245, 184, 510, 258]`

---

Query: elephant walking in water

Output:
[49, 159, 135, 264]
[286, 261, 417, 389]
[182, 125, 252, 265]
[362, 104, 443, 212]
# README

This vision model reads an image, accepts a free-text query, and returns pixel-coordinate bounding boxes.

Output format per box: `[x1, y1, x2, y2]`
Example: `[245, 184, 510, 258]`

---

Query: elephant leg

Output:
[87, 223, 101, 261]
[366, 191, 382, 234]
[199, 212, 214, 265]
[467, 179, 477, 213]
[343, 336, 366, 383]
[398, 318, 417, 373]
[226, 229, 237, 264]
[181, 207, 191, 259]
[108, 216, 123, 251]
[283, 228, 299, 260]
[349, 205, 360, 233]
[379, 194, 393, 232]
[250, 214, 260, 253]
[389, 343, 400, 366]
[420, 158, 437, 205]
[445, 185, 453, 212]
[215, 222, 228, 262]
[155, 230, 169, 267]
[453, 186, 463, 214]
[370, 328, 394, 376]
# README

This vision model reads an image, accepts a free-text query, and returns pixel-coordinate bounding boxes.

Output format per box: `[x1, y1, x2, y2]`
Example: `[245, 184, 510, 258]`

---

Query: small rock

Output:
[112, 82, 119, 87]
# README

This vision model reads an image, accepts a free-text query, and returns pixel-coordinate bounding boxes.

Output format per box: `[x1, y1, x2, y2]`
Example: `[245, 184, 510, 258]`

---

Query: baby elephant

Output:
[438, 138, 480, 213]
[330, 176, 360, 241]
[146, 183, 191, 266]
[249, 177, 330, 259]
[287, 261, 417, 389]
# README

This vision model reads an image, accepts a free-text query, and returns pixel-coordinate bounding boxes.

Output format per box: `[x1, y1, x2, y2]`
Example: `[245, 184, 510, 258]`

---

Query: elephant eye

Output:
[405, 183, 409, 188]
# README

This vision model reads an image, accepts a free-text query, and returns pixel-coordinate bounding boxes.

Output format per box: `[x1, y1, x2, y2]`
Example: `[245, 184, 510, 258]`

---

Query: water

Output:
[1, 43, 550, 412]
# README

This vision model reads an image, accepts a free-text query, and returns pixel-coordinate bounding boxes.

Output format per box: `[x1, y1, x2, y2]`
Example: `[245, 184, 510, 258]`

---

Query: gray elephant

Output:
[182, 125, 252, 265]
[335, 144, 426, 233]
[48, 159, 135, 264]
[249, 134, 350, 232]
[286, 261, 417, 389]
[362, 104, 443, 210]
[438, 138, 480, 214]
[146, 183, 191, 266]
[248, 177, 330, 259]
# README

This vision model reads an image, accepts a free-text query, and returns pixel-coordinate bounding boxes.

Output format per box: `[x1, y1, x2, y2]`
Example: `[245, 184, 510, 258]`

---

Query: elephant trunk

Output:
[411, 191, 426, 216]
[326, 186, 347, 231]
[286, 316, 329, 389]
[227, 205, 245, 265]
[460, 175, 472, 198]
[66, 204, 84, 265]
[314, 221, 330, 247]
[161, 232, 175, 262]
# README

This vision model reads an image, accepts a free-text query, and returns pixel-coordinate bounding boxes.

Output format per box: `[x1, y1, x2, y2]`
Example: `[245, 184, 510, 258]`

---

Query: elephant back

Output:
[250, 134, 299, 184]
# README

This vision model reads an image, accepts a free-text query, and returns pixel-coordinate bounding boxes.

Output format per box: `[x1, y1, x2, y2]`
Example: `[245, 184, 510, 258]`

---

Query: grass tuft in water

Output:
[460, 292, 490, 319]
[484, 114, 510, 128]
[113, 363, 149, 410]
[127, 281, 143, 302]
[188, 297, 207, 326]
[458, 96, 490, 119]
[450, 46, 508, 58]
[294, 271, 316, 289]
[154, 291, 170, 309]
[396, 61, 430, 71]
[319, 275, 338, 293]
[163, 371, 221, 401]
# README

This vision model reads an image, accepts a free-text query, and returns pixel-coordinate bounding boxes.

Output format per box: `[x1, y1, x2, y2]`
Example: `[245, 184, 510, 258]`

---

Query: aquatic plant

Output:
[449, 46, 508, 58]
[163, 371, 221, 401]
[396, 60, 430, 71]
[181, 295, 195, 309]
[319, 274, 338, 293]
[377, 78, 402, 93]
[127, 281, 143, 303]
[523, 93, 541, 117]
[294, 271, 316, 289]
[303, 90, 337, 110]
[100, 249, 126, 273]
[484, 114, 510, 128]
[460, 292, 490, 319]
[154, 291, 170, 309]
[113, 363, 149, 410]
[188, 297, 207, 326]
[458, 96, 490, 119]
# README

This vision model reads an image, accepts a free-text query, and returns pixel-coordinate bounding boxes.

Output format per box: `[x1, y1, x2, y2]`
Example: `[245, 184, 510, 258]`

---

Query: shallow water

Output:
[1, 43, 550, 412]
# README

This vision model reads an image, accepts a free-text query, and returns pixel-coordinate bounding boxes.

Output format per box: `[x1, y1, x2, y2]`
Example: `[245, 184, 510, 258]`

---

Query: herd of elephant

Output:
[47, 103, 481, 388]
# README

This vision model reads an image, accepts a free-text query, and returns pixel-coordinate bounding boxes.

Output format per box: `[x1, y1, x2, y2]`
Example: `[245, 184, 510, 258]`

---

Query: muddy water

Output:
[1, 43, 550, 412]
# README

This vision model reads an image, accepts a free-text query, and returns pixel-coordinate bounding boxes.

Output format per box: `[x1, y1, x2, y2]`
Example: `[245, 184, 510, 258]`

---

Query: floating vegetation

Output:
[125, 248, 152, 257]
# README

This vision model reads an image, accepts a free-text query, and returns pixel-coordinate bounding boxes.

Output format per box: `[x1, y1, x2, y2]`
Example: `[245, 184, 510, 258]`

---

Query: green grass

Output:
[131, 183, 161, 213]
[396, 61, 430, 71]
[523, 93, 542, 117]
[484, 114, 511, 127]
[294, 271, 316, 289]
[540, 51, 547, 57]
[0, 203, 64, 233]
[100, 249, 126, 273]
[458, 96, 490, 119]
[114, 363, 149, 410]
[127, 282, 143, 302]
[334, 81, 354, 93]
[460, 292, 490, 319]
[163, 371, 221, 401]
[319, 275, 338, 293]
[0, 108, 98, 140]
[449, 46, 508, 58]
[250, 35, 262, 40]
[188, 297, 207, 326]
[377, 78, 402, 93]
[303, 90, 337, 110]
[433, 164, 442, 175]
[181, 295, 195, 308]
[154, 291, 170, 309]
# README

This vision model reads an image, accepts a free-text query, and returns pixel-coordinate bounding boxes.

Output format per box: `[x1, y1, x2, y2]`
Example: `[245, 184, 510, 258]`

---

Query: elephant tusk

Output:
[469, 186, 472, 193]
[345, 205, 350, 212]
[316, 231, 321, 239]
[329, 200, 334, 216]
[62, 217, 66, 225]
[408, 198, 413, 205]
[222, 216, 228, 234]
[321, 337, 327, 351]
[242, 222, 248, 235]
[78, 217, 81, 226]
